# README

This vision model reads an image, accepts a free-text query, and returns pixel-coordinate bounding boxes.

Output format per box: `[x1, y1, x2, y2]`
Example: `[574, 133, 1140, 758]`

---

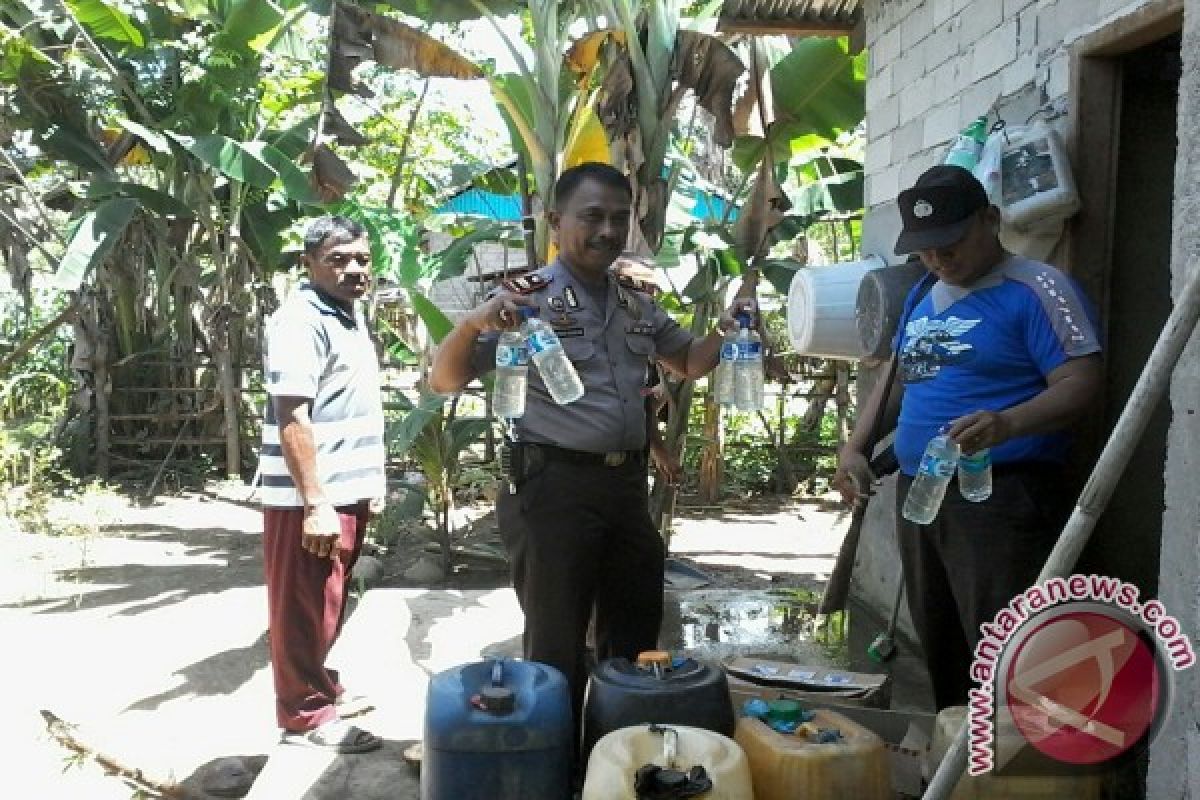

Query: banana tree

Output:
[0, 0, 340, 477]
[730, 36, 866, 263]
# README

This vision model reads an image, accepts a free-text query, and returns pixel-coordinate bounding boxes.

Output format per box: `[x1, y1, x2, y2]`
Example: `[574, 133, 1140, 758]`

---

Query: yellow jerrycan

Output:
[735, 708, 891, 800]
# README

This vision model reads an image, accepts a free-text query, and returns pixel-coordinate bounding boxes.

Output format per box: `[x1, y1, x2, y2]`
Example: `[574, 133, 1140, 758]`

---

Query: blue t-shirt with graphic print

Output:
[893, 255, 1101, 476]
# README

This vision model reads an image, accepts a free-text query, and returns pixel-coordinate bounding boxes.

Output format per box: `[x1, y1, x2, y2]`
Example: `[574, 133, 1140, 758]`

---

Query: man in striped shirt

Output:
[259, 215, 385, 753]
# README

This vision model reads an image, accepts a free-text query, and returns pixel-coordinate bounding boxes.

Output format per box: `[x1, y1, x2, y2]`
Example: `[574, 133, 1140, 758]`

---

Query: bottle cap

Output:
[637, 650, 672, 668]
[735, 312, 752, 329]
[766, 698, 804, 723]
[517, 306, 537, 320]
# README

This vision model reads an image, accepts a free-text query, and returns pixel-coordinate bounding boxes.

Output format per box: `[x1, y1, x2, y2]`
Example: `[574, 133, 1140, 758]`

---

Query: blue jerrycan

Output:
[421, 658, 572, 800]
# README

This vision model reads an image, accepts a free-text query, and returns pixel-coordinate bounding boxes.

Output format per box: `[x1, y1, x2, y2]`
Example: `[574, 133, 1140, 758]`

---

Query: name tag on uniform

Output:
[627, 321, 656, 336]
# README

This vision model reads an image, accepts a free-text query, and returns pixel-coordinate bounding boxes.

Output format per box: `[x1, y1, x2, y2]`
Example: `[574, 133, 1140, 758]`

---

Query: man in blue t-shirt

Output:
[833, 165, 1102, 710]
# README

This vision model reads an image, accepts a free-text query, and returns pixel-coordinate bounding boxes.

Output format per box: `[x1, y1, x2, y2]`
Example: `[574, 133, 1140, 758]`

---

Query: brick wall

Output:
[860, 0, 1158, 261]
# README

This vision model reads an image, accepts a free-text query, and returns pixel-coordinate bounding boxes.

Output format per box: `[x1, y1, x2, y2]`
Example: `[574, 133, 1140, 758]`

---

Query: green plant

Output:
[365, 480, 426, 551]
[385, 389, 492, 578]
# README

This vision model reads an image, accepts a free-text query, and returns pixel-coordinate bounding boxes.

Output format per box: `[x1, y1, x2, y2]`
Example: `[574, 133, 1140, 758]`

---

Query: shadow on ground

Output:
[3, 524, 262, 614]
[125, 630, 270, 712]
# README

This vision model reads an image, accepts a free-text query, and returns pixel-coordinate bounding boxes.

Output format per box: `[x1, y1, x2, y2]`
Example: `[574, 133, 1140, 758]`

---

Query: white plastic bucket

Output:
[787, 255, 885, 360]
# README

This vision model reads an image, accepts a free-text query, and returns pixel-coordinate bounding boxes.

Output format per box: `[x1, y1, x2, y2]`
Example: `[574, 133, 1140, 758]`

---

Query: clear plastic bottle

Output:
[958, 448, 993, 502]
[523, 314, 585, 405]
[733, 316, 764, 412]
[715, 327, 738, 407]
[902, 432, 960, 524]
[943, 116, 989, 172]
[493, 327, 530, 419]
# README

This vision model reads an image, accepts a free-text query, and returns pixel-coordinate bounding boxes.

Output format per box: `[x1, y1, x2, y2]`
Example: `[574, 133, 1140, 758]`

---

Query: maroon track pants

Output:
[263, 502, 368, 732]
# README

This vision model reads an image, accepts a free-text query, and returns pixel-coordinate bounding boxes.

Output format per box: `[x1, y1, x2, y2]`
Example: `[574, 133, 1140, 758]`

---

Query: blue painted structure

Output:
[436, 185, 738, 223]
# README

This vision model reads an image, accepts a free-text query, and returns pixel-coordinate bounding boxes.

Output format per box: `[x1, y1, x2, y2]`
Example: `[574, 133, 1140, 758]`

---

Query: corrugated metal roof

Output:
[720, 0, 863, 32]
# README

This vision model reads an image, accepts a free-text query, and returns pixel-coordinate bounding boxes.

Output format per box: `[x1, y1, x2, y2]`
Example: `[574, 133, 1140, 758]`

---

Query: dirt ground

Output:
[0, 481, 849, 799]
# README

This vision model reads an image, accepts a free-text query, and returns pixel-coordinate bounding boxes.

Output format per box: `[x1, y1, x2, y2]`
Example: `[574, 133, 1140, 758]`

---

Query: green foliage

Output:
[732, 36, 866, 173]
[53, 197, 140, 289]
[0, 292, 79, 523]
[65, 0, 145, 48]
[381, 0, 522, 23]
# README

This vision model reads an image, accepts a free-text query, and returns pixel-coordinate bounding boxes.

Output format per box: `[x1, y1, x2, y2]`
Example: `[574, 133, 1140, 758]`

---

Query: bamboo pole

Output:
[924, 254, 1200, 800]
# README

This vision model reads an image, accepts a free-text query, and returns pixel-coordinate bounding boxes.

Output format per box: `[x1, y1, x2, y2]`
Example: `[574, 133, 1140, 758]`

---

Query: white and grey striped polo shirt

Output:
[258, 283, 386, 508]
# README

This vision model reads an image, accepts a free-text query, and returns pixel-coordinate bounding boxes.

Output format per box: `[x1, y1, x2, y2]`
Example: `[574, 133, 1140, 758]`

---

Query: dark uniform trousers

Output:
[497, 451, 666, 721]
[895, 463, 1071, 711]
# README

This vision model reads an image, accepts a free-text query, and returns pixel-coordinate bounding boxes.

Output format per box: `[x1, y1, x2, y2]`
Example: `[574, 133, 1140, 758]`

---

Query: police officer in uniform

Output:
[431, 162, 747, 722]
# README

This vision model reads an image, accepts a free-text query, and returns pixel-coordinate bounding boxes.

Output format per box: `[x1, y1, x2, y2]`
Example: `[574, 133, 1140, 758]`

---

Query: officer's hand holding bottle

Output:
[466, 292, 536, 335]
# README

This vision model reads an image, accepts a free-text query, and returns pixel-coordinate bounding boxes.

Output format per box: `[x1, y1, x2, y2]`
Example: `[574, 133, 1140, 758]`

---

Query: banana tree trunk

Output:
[94, 328, 111, 480]
[696, 387, 722, 504]
[215, 331, 241, 478]
[650, 296, 718, 546]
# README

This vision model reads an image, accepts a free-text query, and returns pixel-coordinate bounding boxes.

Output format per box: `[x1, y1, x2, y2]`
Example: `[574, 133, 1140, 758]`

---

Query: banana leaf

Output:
[409, 291, 454, 344]
[167, 132, 278, 189]
[54, 197, 139, 289]
[86, 180, 194, 219]
[387, 391, 446, 459]
[65, 0, 144, 48]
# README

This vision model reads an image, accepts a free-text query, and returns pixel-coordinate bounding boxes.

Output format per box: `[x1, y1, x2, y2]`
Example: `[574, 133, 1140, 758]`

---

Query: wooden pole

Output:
[924, 255, 1200, 800]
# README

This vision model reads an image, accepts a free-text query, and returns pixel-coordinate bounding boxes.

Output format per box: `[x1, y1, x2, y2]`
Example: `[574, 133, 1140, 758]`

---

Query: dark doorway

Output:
[1076, 33, 1181, 597]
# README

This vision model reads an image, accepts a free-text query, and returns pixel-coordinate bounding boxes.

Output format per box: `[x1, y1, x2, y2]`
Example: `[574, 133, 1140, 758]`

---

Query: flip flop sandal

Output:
[281, 720, 382, 754]
[335, 692, 375, 719]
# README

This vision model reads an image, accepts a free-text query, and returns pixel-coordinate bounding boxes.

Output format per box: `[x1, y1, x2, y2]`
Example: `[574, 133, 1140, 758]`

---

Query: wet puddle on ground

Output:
[662, 588, 849, 668]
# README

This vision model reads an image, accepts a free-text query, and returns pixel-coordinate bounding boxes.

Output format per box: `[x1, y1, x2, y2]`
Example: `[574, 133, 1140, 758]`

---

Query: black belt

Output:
[519, 442, 644, 468]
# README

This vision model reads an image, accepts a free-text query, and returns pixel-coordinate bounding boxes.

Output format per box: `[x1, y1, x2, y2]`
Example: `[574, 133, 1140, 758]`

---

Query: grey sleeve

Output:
[651, 302, 693, 358]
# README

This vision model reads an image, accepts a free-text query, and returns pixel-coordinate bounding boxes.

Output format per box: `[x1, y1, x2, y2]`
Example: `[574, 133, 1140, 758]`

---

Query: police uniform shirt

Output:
[471, 259, 692, 453]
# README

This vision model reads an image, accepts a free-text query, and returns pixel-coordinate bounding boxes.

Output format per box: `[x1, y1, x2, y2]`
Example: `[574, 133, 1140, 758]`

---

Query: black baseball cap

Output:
[894, 165, 990, 255]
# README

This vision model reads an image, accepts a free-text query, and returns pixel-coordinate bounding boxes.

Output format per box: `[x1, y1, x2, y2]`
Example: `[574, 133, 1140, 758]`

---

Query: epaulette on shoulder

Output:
[501, 273, 552, 295]
[615, 273, 660, 297]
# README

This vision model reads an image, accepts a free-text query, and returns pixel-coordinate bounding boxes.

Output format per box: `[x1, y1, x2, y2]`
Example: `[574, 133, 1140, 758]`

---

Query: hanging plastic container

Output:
[582, 724, 755, 800]
[582, 651, 735, 761]
[929, 706, 1107, 800]
[855, 258, 928, 361]
[787, 255, 885, 360]
[735, 709, 892, 800]
[998, 122, 1081, 231]
[422, 659, 572, 800]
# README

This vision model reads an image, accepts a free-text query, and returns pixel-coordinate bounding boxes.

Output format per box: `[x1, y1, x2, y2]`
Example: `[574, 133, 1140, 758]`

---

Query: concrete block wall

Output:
[859, 0, 1159, 263]
[1148, 1, 1200, 795]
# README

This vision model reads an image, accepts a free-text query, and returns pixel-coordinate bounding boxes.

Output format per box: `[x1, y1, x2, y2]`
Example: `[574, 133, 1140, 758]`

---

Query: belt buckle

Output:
[603, 451, 626, 467]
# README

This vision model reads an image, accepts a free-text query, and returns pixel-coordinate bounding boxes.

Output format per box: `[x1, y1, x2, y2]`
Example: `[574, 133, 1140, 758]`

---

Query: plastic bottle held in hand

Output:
[493, 328, 530, 419]
[523, 314, 584, 405]
[958, 448, 993, 502]
[715, 327, 738, 406]
[902, 432, 960, 524]
[733, 316, 764, 412]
